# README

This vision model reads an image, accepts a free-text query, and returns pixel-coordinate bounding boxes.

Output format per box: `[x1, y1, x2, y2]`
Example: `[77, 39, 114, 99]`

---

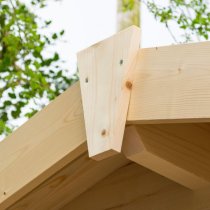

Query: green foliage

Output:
[0, 0, 77, 136]
[143, 0, 210, 42]
[122, 0, 136, 12]
[117, 0, 140, 31]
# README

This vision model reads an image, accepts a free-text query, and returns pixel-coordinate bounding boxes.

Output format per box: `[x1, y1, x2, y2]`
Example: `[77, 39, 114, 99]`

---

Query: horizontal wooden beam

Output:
[0, 83, 87, 209]
[123, 124, 210, 190]
[127, 42, 210, 124]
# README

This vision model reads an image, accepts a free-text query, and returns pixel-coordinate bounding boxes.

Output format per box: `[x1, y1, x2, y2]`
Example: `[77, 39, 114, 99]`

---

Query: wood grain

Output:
[63, 163, 193, 210]
[63, 162, 210, 210]
[0, 82, 86, 209]
[127, 41, 210, 124]
[9, 153, 129, 210]
[78, 26, 140, 160]
[2, 32, 210, 210]
[123, 124, 210, 189]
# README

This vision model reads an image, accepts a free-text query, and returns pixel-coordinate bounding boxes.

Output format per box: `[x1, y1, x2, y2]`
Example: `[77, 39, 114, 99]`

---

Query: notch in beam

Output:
[78, 26, 140, 160]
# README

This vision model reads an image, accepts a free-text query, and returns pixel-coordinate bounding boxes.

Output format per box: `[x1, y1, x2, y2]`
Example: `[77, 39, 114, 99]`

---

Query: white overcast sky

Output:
[37, 0, 180, 73]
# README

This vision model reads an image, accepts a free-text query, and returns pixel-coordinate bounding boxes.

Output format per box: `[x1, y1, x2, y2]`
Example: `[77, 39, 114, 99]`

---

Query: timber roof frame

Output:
[1, 26, 210, 209]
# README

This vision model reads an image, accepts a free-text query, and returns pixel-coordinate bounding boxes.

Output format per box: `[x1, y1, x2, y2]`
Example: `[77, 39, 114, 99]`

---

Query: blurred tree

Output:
[143, 0, 210, 43]
[0, 0, 77, 136]
[118, 0, 210, 42]
[117, 0, 140, 31]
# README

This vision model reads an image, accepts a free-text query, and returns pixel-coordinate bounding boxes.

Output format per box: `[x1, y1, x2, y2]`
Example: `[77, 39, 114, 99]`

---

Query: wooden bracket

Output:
[123, 125, 210, 190]
[78, 26, 140, 160]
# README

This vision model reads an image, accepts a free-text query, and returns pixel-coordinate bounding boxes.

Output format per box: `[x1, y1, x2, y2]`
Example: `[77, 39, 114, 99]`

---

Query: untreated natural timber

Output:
[0, 83, 87, 210]
[2, 34, 210, 209]
[63, 163, 193, 210]
[78, 26, 140, 160]
[9, 153, 129, 210]
[127, 42, 210, 124]
[63, 162, 210, 210]
[123, 124, 210, 190]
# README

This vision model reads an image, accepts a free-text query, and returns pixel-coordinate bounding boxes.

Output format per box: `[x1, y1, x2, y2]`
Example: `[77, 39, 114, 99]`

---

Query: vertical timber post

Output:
[78, 26, 140, 160]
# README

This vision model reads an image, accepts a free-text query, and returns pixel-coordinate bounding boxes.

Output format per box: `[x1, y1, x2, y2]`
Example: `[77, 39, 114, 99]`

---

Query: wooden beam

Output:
[0, 82, 87, 209]
[127, 42, 210, 124]
[123, 124, 210, 190]
[78, 26, 140, 160]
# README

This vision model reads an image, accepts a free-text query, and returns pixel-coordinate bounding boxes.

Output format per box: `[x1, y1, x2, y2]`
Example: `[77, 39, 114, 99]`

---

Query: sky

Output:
[37, 0, 178, 73]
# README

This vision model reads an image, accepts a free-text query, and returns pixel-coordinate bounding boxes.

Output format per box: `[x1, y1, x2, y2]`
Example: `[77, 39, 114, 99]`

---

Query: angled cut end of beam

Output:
[123, 125, 210, 190]
[78, 26, 140, 160]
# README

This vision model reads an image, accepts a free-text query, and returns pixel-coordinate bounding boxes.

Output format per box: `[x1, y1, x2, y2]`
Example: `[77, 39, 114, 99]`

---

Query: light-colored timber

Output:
[78, 26, 140, 160]
[63, 162, 210, 210]
[127, 41, 210, 124]
[8, 153, 210, 210]
[63, 163, 192, 210]
[1, 27, 210, 209]
[9, 153, 129, 210]
[0, 83, 86, 210]
[123, 124, 210, 190]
